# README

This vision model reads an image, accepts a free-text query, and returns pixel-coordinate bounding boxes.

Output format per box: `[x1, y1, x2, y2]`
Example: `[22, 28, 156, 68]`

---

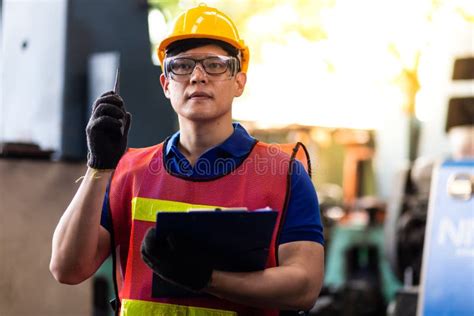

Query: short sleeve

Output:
[100, 184, 111, 232]
[278, 160, 324, 245]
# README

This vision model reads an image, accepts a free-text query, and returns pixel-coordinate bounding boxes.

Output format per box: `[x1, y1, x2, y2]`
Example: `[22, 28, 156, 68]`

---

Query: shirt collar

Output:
[219, 122, 256, 157]
[164, 123, 256, 158]
[165, 130, 181, 157]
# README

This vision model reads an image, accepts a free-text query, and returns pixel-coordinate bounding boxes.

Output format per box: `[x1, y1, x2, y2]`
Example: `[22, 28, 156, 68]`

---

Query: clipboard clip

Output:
[187, 207, 249, 212]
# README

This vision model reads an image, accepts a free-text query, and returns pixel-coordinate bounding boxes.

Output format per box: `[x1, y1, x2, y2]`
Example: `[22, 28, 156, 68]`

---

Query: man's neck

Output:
[177, 119, 234, 166]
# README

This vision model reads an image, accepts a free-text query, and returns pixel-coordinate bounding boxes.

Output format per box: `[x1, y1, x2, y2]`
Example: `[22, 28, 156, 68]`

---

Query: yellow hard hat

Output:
[157, 4, 250, 73]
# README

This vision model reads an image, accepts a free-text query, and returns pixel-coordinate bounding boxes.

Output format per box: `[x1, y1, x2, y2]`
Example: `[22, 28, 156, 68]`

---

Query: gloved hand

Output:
[141, 228, 213, 292]
[86, 91, 131, 169]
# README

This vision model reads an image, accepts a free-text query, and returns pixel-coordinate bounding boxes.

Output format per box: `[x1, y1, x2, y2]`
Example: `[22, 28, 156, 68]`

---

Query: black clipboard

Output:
[155, 210, 278, 272]
[152, 210, 277, 297]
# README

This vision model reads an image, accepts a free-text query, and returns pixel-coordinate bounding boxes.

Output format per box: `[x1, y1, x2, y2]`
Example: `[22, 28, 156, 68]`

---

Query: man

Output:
[50, 4, 324, 315]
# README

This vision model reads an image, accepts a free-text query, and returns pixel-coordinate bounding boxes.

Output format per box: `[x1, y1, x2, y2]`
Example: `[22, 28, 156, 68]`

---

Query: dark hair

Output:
[165, 38, 239, 58]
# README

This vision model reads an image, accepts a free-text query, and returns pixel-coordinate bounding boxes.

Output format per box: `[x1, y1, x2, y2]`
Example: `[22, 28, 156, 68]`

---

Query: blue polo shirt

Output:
[101, 123, 324, 245]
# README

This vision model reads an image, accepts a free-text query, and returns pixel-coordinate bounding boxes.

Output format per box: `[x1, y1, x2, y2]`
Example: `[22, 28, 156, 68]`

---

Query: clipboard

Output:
[155, 210, 278, 272]
[152, 210, 277, 297]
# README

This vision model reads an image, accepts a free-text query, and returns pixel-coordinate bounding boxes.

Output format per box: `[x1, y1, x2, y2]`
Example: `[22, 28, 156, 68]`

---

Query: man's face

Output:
[160, 45, 247, 123]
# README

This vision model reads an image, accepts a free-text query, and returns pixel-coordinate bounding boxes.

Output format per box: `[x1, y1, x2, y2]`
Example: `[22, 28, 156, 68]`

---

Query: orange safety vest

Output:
[109, 141, 309, 315]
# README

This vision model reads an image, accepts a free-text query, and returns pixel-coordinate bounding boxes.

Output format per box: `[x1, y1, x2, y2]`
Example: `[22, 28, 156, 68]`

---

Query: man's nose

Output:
[190, 64, 208, 84]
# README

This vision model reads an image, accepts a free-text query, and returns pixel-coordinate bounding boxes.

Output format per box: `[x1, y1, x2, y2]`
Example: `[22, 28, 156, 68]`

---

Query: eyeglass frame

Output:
[163, 55, 241, 81]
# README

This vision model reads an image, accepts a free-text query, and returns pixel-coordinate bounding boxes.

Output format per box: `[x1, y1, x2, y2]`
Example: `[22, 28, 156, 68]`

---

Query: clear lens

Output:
[202, 57, 228, 74]
[169, 59, 195, 75]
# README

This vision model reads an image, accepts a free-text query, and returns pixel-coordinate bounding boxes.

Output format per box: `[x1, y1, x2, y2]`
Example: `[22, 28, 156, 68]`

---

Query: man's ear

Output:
[159, 73, 170, 99]
[234, 72, 247, 97]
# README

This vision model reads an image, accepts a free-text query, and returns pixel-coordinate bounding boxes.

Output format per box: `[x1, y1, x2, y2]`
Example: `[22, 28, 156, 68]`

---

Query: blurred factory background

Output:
[0, 0, 472, 315]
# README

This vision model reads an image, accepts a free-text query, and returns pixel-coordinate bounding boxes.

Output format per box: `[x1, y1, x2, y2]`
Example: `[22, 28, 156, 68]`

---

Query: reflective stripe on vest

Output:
[132, 197, 232, 222]
[121, 299, 237, 316]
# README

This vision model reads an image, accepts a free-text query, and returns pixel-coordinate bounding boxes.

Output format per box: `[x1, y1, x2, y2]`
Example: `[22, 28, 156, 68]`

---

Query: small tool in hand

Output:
[113, 68, 120, 95]
[113, 68, 125, 135]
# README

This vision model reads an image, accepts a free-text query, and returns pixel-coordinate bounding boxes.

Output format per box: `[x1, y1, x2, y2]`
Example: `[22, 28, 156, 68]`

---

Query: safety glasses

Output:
[164, 55, 240, 81]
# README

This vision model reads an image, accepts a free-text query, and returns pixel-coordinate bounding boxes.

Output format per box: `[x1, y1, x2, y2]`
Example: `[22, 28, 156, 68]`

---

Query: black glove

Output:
[86, 91, 131, 169]
[141, 228, 213, 292]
